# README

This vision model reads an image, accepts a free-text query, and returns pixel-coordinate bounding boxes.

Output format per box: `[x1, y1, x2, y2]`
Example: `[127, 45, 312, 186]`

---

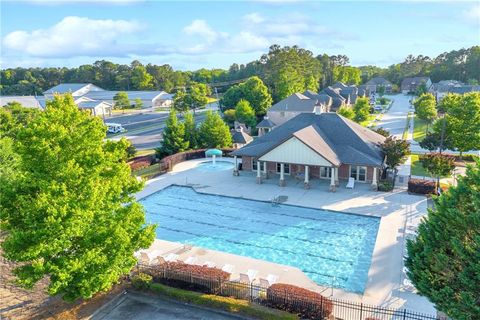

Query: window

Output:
[252, 159, 265, 171]
[276, 163, 290, 175]
[350, 165, 367, 182]
[320, 167, 332, 179]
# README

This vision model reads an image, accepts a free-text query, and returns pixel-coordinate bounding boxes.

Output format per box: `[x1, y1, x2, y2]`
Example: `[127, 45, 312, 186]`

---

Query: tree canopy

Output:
[406, 160, 480, 319]
[353, 97, 371, 123]
[198, 111, 232, 148]
[221, 76, 272, 116]
[158, 109, 189, 156]
[0, 96, 155, 301]
[414, 93, 437, 125]
[113, 91, 130, 109]
[235, 99, 256, 128]
[381, 136, 410, 169]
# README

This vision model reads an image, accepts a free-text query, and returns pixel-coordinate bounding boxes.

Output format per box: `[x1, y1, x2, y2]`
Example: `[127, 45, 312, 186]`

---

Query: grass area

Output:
[410, 154, 430, 177]
[149, 283, 298, 320]
[135, 149, 156, 157]
[206, 96, 218, 104]
[413, 115, 431, 142]
[402, 112, 413, 140]
[133, 163, 160, 178]
[359, 114, 376, 127]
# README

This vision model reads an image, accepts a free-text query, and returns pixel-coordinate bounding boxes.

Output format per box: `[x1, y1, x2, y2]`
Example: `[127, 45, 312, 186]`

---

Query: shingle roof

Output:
[268, 92, 317, 112]
[77, 100, 112, 109]
[231, 112, 386, 166]
[232, 130, 253, 144]
[302, 90, 332, 106]
[401, 77, 430, 88]
[365, 77, 392, 86]
[0, 96, 45, 109]
[257, 117, 276, 128]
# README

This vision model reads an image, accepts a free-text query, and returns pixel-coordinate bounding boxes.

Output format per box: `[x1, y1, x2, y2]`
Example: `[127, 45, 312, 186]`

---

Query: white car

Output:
[105, 123, 126, 134]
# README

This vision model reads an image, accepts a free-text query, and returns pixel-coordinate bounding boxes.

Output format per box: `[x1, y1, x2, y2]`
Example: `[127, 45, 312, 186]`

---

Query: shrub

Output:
[266, 284, 333, 319]
[131, 272, 152, 290]
[377, 180, 394, 192]
[129, 159, 151, 171]
[454, 154, 479, 162]
[408, 179, 436, 195]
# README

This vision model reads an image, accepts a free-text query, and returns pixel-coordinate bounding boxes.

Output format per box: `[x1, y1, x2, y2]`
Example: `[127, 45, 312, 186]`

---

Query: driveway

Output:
[375, 94, 413, 139]
[93, 292, 249, 320]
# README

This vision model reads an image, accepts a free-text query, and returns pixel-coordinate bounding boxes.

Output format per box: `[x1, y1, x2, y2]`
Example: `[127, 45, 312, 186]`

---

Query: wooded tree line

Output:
[1, 45, 479, 99]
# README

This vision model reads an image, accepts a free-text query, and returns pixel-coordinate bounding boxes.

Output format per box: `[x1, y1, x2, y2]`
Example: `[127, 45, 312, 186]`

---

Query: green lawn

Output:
[410, 154, 430, 177]
[359, 114, 376, 127]
[135, 149, 156, 157]
[413, 115, 431, 142]
[133, 163, 161, 178]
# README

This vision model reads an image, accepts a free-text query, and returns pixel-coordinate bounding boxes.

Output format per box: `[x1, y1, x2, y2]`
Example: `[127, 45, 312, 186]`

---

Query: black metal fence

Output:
[135, 264, 441, 320]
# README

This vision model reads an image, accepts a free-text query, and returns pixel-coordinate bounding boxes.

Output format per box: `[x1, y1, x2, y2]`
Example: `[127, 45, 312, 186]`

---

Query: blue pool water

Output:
[195, 160, 234, 172]
[141, 185, 380, 293]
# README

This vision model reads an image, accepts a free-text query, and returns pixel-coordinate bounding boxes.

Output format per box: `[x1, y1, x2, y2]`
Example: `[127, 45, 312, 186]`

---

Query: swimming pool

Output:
[141, 185, 380, 293]
[195, 160, 234, 172]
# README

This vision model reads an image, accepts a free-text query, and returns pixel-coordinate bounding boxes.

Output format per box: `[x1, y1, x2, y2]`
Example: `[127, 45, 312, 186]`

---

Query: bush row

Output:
[128, 154, 156, 171]
[267, 284, 333, 320]
[408, 179, 436, 195]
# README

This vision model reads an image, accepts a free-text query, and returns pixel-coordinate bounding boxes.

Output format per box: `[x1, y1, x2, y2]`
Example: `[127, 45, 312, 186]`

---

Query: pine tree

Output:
[198, 111, 232, 148]
[183, 111, 198, 149]
[159, 109, 189, 156]
[406, 160, 480, 319]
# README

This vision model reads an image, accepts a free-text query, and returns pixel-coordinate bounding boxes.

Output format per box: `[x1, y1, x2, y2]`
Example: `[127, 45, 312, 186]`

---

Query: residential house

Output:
[401, 77, 432, 94]
[0, 96, 46, 109]
[256, 116, 276, 136]
[231, 126, 253, 149]
[365, 77, 393, 94]
[231, 107, 386, 191]
[429, 80, 480, 101]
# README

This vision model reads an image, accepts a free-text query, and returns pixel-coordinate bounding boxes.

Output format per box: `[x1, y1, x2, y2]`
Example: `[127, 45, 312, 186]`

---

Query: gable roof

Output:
[302, 90, 333, 105]
[365, 77, 392, 86]
[401, 77, 431, 88]
[232, 130, 253, 144]
[232, 112, 386, 166]
[84, 90, 167, 101]
[0, 96, 45, 109]
[257, 117, 276, 128]
[43, 83, 103, 95]
[268, 92, 317, 112]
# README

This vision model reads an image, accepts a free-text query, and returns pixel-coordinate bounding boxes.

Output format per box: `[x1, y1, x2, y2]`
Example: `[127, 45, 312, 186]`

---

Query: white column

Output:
[335, 165, 339, 186]
[371, 167, 378, 190]
[304, 165, 310, 189]
[256, 160, 262, 184]
[330, 167, 336, 192]
[279, 163, 286, 186]
[233, 156, 239, 176]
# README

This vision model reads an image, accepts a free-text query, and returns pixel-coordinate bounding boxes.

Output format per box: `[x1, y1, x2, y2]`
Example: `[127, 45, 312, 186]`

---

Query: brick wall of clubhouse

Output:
[241, 156, 376, 183]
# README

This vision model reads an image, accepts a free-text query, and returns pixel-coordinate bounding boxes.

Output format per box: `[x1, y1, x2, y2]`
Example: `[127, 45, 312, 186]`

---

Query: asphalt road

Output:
[375, 94, 413, 139]
[105, 111, 208, 150]
[93, 292, 248, 320]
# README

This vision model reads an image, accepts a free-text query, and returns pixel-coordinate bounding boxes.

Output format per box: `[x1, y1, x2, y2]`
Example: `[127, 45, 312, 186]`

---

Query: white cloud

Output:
[183, 19, 223, 44]
[463, 4, 480, 24]
[3, 16, 144, 58]
[243, 13, 265, 24]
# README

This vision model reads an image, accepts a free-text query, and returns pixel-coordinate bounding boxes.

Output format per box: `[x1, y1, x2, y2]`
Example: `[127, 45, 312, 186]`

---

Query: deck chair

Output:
[222, 264, 235, 273]
[346, 177, 355, 189]
[184, 256, 198, 265]
[247, 269, 258, 283]
[203, 261, 216, 268]
[164, 253, 178, 262]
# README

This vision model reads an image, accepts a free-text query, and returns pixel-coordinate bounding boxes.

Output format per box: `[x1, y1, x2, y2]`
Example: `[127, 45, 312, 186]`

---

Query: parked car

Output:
[374, 105, 383, 112]
[105, 123, 126, 134]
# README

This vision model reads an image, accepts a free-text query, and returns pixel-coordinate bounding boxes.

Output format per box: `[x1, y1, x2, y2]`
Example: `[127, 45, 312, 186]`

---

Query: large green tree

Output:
[353, 97, 371, 123]
[158, 109, 189, 156]
[198, 111, 232, 148]
[0, 95, 155, 301]
[221, 76, 272, 116]
[183, 111, 198, 149]
[113, 91, 131, 110]
[420, 153, 455, 189]
[414, 93, 437, 131]
[381, 136, 410, 169]
[235, 99, 256, 127]
[336, 105, 355, 120]
[406, 160, 480, 319]
[444, 92, 480, 156]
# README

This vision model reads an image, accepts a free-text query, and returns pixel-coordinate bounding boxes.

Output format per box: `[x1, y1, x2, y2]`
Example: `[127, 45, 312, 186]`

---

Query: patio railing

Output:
[134, 263, 441, 320]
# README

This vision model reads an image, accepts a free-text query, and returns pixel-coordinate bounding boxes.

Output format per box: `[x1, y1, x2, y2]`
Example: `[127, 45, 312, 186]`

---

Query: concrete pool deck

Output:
[136, 158, 436, 315]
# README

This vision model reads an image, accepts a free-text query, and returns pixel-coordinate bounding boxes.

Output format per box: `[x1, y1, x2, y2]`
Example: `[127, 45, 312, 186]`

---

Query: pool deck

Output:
[136, 158, 436, 315]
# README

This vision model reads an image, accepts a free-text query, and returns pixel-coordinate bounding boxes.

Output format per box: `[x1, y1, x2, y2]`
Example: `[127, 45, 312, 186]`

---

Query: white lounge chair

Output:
[247, 269, 258, 283]
[184, 256, 198, 265]
[239, 273, 250, 284]
[260, 274, 278, 288]
[346, 177, 355, 189]
[164, 253, 178, 262]
[222, 264, 235, 273]
[203, 261, 216, 268]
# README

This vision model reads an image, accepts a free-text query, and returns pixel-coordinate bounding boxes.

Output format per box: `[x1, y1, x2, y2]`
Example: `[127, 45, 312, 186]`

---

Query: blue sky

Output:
[1, 0, 479, 70]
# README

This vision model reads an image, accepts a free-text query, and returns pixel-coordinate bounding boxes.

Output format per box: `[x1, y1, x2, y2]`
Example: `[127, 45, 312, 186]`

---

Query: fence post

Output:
[360, 303, 363, 320]
[320, 296, 323, 318]
[403, 308, 407, 320]
[250, 283, 253, 302]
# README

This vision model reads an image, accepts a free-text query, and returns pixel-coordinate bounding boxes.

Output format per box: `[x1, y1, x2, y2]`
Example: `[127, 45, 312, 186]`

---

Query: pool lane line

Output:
[153, 194, 379, 228]
[149, 202, 375, 239]
[155, 224, 355, 268]
[149, 209, 365, 250]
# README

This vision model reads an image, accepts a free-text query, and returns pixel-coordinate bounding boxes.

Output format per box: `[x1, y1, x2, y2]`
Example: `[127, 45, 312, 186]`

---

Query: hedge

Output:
[266, 284, 333, 319]
[149, 283, 298, 320]
[408, 179, 436, 195]
[128, 154, 155, 171]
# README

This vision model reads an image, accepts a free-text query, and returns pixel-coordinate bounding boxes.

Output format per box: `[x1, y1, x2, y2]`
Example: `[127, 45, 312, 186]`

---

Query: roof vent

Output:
[314, 100, 323, 115]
